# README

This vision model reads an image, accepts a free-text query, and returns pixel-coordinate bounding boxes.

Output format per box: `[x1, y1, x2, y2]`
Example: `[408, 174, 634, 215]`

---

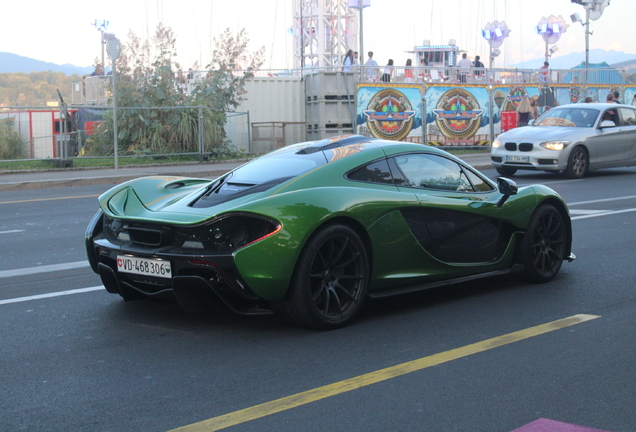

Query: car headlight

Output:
[492, 138, 502, 149]
[540, 140, 570, 151]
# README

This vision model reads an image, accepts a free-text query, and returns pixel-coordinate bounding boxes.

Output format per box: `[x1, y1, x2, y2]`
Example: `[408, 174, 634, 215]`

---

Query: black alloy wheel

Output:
[274, 224, 369, 330]
[519, 204, 567, 283]
[564, 147, 588, 179]
[496, 166, 517, 176]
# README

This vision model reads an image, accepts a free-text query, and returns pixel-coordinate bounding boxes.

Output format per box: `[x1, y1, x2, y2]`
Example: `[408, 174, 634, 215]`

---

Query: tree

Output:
[190, 28, 266, 112]
[86, 24, 265, 158]
[0, 71, 80, 107]
[0, 120, 27, 159]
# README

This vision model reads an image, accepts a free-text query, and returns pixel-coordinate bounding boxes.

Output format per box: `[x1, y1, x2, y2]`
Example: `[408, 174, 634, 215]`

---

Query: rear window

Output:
[230, 147, 328, 184]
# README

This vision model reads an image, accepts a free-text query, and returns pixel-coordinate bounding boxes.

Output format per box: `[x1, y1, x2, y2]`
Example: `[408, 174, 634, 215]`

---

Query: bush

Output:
[0, 121, 27, 160]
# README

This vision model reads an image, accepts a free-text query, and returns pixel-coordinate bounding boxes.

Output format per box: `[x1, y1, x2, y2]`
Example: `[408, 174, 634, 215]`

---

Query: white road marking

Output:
[0, 230, 24, 234]
[569, 195, 636, 206]
[569, 209, 610, 215]
[0, 286, 104, 305]
[1, 199, 635, 306]
[571, 207, 636, 220]
[0, 261, 90, 279]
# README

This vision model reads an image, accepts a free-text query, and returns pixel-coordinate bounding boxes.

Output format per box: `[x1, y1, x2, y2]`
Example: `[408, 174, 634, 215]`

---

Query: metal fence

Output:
[187, 65, 632, 86]
[0, 105, 252, 164]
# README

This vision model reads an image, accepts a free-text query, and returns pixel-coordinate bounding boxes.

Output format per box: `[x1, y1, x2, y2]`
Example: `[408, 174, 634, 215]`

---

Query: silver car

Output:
[491, 103, 636, 178]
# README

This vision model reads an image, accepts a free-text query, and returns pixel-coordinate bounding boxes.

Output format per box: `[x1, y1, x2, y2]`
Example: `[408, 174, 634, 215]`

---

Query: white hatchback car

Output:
[491, 103, 636, 178]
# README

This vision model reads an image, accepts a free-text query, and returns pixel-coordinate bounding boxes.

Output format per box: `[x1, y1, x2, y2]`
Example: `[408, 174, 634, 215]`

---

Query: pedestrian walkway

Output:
[0, 153, 492, 192]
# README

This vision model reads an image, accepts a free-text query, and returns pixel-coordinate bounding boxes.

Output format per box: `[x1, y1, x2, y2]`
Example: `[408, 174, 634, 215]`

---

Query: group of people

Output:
[346, 51, 485, 84]
[515, 96, 539, 127]
[582, 91, 624, 104]
[457, 53, 485, 82]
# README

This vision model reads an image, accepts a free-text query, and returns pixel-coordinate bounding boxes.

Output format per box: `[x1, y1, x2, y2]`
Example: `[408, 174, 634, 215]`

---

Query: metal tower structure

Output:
[293, 0, 359, 69]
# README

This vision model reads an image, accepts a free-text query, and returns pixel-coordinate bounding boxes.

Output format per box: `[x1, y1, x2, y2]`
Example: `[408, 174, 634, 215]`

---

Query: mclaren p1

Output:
[86, 135, 575, 329]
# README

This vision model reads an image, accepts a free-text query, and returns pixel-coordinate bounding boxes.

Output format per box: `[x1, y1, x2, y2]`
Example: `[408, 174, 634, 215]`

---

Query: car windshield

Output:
[534, 107, 599, 128]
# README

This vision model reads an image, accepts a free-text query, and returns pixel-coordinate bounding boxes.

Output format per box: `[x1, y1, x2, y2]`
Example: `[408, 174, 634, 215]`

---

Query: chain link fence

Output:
[0, 105, 251, 165]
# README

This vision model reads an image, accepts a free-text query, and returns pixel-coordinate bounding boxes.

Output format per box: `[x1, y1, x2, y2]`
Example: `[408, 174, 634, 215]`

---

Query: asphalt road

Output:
[1, 167, 635, 432]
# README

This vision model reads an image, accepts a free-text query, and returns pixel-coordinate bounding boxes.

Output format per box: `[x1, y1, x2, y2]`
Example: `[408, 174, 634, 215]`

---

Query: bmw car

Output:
[86, 135, 575, 329]
[491, 103, 636, 178]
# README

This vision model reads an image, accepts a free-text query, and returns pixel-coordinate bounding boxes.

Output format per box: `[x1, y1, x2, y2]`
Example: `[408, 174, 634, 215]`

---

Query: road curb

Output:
[0, 170, 231, 192]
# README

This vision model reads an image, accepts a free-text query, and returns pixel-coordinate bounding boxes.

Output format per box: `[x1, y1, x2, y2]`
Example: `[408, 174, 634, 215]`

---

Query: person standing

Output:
[516, 97, 532, 127]
[365, 51, 379, 82]
[343, 50, 354, 72]
[404, 59, 414, 82]
[381, 59, 394, 83]
[529, 97, 539, 119]
[457, 53, 472, 83]
[473, 55, 485, 78]
[419, 58, 429, 81]
[539, 61, 549, 83]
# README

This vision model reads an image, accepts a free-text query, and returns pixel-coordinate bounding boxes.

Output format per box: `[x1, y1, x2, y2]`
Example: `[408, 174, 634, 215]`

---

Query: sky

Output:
[0, 0, 633, 72]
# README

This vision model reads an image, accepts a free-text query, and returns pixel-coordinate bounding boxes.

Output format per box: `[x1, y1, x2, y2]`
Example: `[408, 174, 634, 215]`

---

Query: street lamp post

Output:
[536, 15, 568, 82]
[482, 21, 511, 69]
[92, 19, 113, 74]
[349, 0, 370, 74]
[571, 0, 610, 85]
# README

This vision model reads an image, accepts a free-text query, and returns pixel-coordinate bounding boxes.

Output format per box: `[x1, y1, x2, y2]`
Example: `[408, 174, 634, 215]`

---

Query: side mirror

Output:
[497, 177, 518, 207]
[599, 120, 616, 128]
[528, 119, 535, 126]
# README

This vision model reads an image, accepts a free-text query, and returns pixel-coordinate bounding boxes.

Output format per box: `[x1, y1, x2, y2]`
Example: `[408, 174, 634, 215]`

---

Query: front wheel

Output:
[496, 166, 517, 176]
[519, 204, 567, 283]
[273, 224, 369, 330]
[564, 147, 588, 179]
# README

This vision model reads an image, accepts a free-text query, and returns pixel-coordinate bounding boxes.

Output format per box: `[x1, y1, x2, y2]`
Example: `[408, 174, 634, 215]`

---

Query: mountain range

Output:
[2, 49, 636, 75]
[512, 49, 636, 71]
[0, 52, 94, 76]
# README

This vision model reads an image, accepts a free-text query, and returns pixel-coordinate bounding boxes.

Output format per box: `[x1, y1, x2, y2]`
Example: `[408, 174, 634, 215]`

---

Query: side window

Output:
[619, 107, 636, 126]
[347, 158, 394, 185]
[392, 153, 474, 192]
[462, 167, 494, 192]
[601, 109, 618, 124]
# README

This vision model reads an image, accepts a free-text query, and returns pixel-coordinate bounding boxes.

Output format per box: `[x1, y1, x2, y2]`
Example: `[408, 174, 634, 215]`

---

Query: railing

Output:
[0, 105, 251, 165]
[196, 65, 631, 86]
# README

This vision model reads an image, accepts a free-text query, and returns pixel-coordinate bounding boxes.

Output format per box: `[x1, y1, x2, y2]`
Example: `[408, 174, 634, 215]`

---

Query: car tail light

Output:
[177, 214, 281, 253]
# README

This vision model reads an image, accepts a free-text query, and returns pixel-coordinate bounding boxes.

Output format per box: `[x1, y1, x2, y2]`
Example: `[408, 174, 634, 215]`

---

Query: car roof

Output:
[555, 103, 632, 109]
[278, 135, 448, 156]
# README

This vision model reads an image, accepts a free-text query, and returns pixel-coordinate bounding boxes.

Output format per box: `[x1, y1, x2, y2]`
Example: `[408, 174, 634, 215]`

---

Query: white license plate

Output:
[505, 155, 530, 163]
[117, 255, 172, 279]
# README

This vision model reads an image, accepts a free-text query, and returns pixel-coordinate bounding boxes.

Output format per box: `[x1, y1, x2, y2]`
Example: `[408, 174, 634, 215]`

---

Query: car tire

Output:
[496, 166, 517, 176]
[518, 204, 567, 283]
[564, 147, 588, 179]
[273, 224, 369, 330]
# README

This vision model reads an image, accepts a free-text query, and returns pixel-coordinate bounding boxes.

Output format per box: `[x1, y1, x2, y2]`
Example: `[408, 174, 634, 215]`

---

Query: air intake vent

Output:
[519, 143, 533, 151]
[128, 228, 163, 246]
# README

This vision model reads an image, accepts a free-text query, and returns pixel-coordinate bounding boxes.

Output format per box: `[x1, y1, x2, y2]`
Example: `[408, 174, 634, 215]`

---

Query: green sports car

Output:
[85, 135, 575, 329]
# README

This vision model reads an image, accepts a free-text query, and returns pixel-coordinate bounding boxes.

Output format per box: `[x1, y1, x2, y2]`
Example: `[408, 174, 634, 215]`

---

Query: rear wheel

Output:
[564, 147, 588, 179]
[273, 224, 369, 330]
[496, 166, 517, 176]
[519, 204, 567, 283]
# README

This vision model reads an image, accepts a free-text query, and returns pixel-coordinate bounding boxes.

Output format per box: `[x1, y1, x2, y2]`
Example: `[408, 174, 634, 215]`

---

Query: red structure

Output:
[501, 111, 517, 132]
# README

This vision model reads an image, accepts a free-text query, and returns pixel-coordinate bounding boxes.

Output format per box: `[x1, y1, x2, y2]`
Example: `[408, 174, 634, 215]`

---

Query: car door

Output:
[618, 107, 636, 164]
[588, 108, 626, 167]
[391, 152, 515, 280]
